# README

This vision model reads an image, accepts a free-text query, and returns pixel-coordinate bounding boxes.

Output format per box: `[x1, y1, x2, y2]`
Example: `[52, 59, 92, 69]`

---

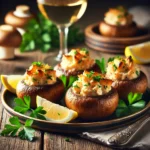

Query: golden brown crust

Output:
[65, 88, 119, 120]
[112, 71, 148, 100]
[4, 11, 34, 28]
[0, 25, 22, 47]
[16, 79, 65, 108]
[99, 21, 137, 37]
[54, 63, 100, 78]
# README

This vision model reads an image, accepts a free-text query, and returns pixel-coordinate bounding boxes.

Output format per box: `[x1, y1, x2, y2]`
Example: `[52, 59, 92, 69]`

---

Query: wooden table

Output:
[0, 47, 150, 150]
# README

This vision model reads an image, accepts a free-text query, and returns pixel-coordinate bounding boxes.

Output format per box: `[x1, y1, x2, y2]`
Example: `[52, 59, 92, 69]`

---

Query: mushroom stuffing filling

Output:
[24, 62, 57, 86]
[72, 71, 112, 96]
[60, 48, 95, 71]
[106, 56, 140, 81]
[104, 6, 133, 26]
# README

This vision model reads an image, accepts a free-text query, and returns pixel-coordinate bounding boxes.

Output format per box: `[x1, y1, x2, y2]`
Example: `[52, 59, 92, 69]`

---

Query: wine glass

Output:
[37, 0, 87, 65]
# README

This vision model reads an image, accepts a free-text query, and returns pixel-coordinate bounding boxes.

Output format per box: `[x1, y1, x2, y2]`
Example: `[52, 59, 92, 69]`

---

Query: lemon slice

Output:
[36, 96, 78, 123]
[1, 75, 23, 93]
[125, 41, 150, 64]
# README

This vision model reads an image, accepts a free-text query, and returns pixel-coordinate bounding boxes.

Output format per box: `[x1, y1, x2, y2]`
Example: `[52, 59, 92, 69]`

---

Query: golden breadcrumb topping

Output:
[104, 6, 133, 26]
[60, 48, 95, 71]
[72, 70, 112, 96]
[24, 62, 56, 86]
[106, 56, 140, 81]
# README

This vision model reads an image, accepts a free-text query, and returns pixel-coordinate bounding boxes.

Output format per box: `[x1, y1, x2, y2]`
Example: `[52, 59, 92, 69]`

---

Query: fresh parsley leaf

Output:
[1, 117, 21, 137]
[128, 92, 142, 105]
[67, 76, 78, 88]
[60, 75, 67, 89]
[20, 13, 84, 53]
[60, 75, 78, 90]
[95, 58, 106, 73]
[18, 124, 35, 141]
[14, 96, 30, 114]
[14, 96, 46, 120]
[1, 117, 35, 141]
[115, 92, 146, 117]
[32, 62, 42, 67]
[30, 106, 46, 120]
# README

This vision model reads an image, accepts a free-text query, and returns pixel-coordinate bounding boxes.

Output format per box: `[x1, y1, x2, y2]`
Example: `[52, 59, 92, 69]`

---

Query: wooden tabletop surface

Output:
[0, 46, 150, 150]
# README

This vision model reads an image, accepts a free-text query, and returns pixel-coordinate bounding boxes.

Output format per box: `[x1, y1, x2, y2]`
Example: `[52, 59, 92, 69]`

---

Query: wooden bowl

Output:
[85, 22, 150, 53]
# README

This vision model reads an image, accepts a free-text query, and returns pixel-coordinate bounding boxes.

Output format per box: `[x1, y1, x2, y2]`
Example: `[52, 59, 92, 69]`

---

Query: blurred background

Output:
[0, 0, 150, 28]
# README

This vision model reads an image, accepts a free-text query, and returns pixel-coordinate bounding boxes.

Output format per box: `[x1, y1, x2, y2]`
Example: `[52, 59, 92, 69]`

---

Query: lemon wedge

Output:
[125, 41, 150, 64]
[36, 96, 78, 123]
[1, 75, 23, 93]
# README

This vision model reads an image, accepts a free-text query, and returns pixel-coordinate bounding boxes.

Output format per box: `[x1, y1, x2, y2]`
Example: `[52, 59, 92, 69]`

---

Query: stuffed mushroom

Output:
[106, 56, 148, 100]
[54, 48, 100, 79]
[99, 6, 137, 37]
[16, 62, 65, 108]
[65, 71, 119, 120]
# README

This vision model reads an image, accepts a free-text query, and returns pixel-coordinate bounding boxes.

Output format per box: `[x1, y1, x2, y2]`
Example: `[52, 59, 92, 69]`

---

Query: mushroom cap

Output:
[0, 24, 22, 47]
[4, 5, 34, 28]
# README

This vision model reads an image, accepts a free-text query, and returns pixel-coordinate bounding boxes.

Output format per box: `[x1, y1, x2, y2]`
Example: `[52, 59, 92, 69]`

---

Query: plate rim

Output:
[1, 89, 150, 128]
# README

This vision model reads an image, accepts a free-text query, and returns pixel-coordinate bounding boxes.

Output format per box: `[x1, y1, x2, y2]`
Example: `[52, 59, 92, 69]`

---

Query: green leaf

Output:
[14, 106, 29, 114]
[131, 100, 146, 108]
[30, 107, 46, 120]
[117, 100, 127, 108]
[20, 13, 84, 53]
[67, 76, 78, 88]
[95, 58, 106, 73]
[14, 96, 30, 114]
[18, 127, 35, 141]
[25, 119, 34, 127]
[23, 96, 31, 108]
[128, 92, 143, 105]
[115, 107, 130, 118]
[9, 116, 21, 127]
[42, 33, 51, 42]
[128, 92, 134, 104]
[60, 75, 67, 89]
[0, 117, 21, 136]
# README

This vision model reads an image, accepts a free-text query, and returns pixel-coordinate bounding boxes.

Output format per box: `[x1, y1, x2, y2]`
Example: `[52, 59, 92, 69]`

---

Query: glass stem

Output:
[56, 26, 69, 61]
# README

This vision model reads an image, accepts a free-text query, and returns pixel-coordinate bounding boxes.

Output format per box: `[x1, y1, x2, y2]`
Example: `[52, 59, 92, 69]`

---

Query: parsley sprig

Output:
[20, 13, 84, 52]
[1, 96, 47, 141]
[1, 117, 35, 141]
[115, 92, 146, 117]
[60, 75, 78, 90]
[95, 58, 106, 73]
[14, 96, 46, 120]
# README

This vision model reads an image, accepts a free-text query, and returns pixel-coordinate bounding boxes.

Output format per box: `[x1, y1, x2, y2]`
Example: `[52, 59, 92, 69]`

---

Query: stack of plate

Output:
[85, 23, 150, 53]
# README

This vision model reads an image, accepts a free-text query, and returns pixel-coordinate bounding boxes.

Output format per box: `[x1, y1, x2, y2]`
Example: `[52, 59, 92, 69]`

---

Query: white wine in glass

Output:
[37, 0, 87, 65]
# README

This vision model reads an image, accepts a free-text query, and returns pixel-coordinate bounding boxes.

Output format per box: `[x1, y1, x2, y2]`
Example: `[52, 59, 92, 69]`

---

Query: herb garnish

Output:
[108, 56, 121, 63]
[65, 137, 71, 142]
[14, 96, 46, 120]
[86, 71, 94, 78]
[80, 48, 89, 54]
[1, 117, 35, 141]
[32, 61, 42, 67]
[113, 64, 117, 71]
[93, 75, 101, 82]
[60, 75, 78, 90]
[115, 92, 146, 117]
[20, 13, 84, 52]
[1, 96, 47, 141]
[95, 58, 106, 73]
[136, 70, 139, 76]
